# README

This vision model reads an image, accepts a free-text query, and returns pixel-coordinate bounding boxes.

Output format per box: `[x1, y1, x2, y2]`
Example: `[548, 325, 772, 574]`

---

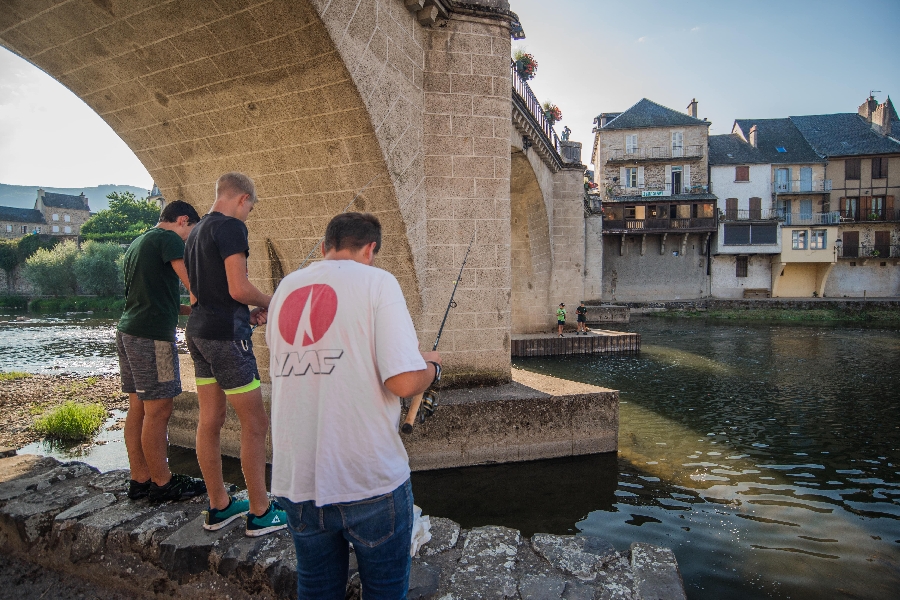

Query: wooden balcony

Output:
[603, 217, 717, 234]
[606, 145, 704, 163]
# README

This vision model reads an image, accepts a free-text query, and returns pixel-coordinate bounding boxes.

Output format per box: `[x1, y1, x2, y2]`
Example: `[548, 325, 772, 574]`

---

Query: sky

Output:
[0, 0, 898, 188]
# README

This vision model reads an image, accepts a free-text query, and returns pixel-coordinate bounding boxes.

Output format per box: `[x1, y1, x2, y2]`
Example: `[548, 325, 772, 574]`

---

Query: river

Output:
[2, 313, 899, 598]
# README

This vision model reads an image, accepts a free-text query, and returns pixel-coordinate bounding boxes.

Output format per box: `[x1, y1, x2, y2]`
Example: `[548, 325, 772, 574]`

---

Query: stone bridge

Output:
[0, 0, 596, 384]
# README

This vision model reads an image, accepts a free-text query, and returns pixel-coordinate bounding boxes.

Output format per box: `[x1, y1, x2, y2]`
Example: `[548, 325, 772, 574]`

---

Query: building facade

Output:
[592, 98, 717, 300]
[0, 189, 91, 240]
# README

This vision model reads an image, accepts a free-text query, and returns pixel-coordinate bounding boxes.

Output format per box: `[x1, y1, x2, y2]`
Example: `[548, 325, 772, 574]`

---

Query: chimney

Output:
[687, 98, 698, 118]
[858, 95, 878, 122]
[749, 125, 758, 148]
[599, 113, 611, 127]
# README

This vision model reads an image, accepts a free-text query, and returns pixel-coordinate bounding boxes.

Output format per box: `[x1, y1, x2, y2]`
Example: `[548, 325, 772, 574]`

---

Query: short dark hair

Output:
[159, 200, 201, 225]
[324, 212, 381, 254]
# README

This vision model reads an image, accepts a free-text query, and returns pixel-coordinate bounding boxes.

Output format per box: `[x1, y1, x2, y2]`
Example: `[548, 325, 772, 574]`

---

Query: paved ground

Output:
[0, 553, 132, 600]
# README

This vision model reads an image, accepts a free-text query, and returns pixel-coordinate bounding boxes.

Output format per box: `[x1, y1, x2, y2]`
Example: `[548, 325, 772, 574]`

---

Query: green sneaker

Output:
[203, 496, 249, 531]
[245, 501, 288, 537]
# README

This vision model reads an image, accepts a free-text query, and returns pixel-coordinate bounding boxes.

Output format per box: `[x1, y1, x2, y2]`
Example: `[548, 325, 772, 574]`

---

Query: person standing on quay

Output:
[185, 172, 286, 536]
[557, 302, 566, 337]
[268, 212, 441, 599]
[576, 301, 588, 334]
[117, 200, 207, 503]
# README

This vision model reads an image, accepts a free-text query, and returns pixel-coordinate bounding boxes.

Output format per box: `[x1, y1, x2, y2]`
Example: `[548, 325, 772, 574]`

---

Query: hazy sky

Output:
[0, 0, 898, 188]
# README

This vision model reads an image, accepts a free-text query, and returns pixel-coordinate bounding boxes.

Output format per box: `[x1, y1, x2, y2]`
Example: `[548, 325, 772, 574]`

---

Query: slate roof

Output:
[0, 206, 46, 224]
[708, 134, 765, 166]
[42, 191, 89, 210]
[601, 98, 709, 131]
[720, 118, 824, 165]
[789, 113, 900, 157]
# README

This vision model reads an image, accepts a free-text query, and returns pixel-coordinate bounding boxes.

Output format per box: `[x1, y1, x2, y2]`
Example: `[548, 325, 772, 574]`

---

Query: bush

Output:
[33, 401, 107, 441]
[73, 241, 124, 297]
[0, 295, 28, 310]
[21, 240, 79, 296]
[81, 191, 160, 245]
[28, 296, 125, 313]
[0, 371, 31, 381]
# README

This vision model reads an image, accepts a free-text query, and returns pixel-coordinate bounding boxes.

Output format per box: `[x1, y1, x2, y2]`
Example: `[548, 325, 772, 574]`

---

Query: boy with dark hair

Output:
[118, 199, 207, 502]
[269, 211, 441, 598]
[185, 172, 286, 536]
[557, 303, 566, 337]
[576, 301, 588, 334]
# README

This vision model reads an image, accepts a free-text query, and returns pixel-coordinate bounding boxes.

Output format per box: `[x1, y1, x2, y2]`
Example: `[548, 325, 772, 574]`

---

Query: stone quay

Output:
[0, 452, 687, 599]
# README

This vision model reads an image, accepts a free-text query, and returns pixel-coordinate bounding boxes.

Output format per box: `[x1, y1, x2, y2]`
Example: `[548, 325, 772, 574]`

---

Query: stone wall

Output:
[603, 233, 711, 301]
[710, 254, 773, 299]
[583, 214, 604, 300]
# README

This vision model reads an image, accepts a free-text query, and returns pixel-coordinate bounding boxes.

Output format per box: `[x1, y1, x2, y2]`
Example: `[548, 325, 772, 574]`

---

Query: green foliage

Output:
[21, 240, 79, 296]
[16, 234, 58, 262]
[0, 240, 17, 274]
[651, 307, 900, 323]
[81, 191, 160, 244]
[0, 295, 28, 309]
[0, 371, 31, 381]
[28, 296, 125, 313]
[73, 241, 124, 297]
[33, 401, 107, 441]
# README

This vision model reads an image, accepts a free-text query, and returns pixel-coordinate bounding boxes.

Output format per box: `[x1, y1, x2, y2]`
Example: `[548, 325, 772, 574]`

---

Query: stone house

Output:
[0, 189, 92, 240]
[591, 98, 717, 301]
[708, 119, 828, 298]
[791, 96, 900, 297]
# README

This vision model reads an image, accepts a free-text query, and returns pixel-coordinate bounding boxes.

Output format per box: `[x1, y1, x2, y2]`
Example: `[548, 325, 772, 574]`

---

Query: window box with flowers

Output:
[513, 49, 538, 81]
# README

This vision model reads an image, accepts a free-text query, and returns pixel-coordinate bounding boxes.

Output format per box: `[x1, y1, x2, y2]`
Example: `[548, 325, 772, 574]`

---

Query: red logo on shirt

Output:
[278, 284, 338, 346]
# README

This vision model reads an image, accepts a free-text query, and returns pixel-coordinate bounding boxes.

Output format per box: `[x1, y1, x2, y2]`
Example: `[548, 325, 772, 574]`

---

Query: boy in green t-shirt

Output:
[557, 303, 566, 337]
[117, 200, 206, 503]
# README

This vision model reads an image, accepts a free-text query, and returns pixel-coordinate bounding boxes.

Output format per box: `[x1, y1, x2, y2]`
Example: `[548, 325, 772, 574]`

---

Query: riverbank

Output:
[0, 453, 686, 599]
[0, 373, 125, 449]
[0, 295, 125, 313]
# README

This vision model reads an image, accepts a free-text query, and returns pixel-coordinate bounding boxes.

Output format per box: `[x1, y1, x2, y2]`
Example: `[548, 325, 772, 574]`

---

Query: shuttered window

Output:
[749, 197, 762, 219]
[735, 166, 749, 181]
[845, 159, 861, 180]
[872, 157, 888, 179]
[725, 198, 738, 220]
[735, 256, 748, 278]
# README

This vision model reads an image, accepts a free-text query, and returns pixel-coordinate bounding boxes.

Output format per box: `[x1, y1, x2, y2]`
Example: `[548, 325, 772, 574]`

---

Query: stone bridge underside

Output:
[1, 0, 519, 384]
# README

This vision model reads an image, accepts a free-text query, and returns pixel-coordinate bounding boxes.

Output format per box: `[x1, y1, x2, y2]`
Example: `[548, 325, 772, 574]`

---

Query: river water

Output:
[3, 313, 899, 598]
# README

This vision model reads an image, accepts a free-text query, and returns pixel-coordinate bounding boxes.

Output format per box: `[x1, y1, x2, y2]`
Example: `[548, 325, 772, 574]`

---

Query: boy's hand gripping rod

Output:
[401, 228, 477, 435]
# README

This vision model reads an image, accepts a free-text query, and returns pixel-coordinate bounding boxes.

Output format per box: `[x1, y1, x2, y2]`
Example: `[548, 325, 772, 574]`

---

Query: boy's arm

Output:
[224, 252, 271, 308]
[169, 258, 194, 314]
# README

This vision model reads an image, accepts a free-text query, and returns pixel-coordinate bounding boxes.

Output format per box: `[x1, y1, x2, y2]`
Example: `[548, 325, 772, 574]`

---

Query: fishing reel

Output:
[419, 389, 438, 422]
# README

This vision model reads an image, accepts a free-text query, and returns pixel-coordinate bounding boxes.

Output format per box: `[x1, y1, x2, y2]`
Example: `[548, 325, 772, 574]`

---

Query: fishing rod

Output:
[401, 227, 477, 435]
[296, 171, 385, 270]
[250, 172, 385, 334]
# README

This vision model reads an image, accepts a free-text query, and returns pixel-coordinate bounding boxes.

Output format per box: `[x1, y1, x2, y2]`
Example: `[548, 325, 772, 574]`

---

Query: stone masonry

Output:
[0, 452, 687, 599]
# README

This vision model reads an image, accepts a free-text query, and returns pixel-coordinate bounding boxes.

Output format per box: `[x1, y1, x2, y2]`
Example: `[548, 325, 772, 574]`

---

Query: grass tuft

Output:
[0, 371, 32, 381]
[33, 401, 107, 441]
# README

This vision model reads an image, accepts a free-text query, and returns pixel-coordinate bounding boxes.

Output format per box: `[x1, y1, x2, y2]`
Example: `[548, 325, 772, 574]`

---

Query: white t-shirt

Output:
[267, 259, 426, 506]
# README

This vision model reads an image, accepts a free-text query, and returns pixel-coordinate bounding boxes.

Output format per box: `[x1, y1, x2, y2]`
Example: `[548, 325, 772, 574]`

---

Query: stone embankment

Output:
[0, 453, 686, 599]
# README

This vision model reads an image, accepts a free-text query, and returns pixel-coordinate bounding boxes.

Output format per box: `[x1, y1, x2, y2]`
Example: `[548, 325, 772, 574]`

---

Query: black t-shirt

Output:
[184, 212, 252, 340]
[576, 306, 587, 318]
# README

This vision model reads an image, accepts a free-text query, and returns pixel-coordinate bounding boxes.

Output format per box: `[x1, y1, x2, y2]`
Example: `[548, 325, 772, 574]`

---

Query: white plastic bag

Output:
[410, 504, 432, 557]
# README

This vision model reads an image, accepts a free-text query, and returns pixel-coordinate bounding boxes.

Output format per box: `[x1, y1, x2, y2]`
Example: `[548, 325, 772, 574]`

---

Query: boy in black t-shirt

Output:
[576, 302, 588, 334]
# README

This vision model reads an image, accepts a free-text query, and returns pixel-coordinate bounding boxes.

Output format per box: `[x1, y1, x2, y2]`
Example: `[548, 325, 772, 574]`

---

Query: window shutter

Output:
[638, 167, 645, 188]
[620, 167, 626, 188]
[886, 195, 894, 217]
[860, 196, 871, 217]
[839, 197, 846, 214]
[683, 165, 691, 192]
[665, 165, 672, 192]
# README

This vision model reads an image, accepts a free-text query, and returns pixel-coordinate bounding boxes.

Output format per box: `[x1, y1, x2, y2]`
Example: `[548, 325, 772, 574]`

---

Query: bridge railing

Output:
[511, 60, 561, 157]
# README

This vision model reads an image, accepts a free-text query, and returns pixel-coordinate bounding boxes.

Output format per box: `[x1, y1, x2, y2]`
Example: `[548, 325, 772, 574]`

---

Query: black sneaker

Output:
[128, 479, 151, 500]
[148, 473, 207, 503]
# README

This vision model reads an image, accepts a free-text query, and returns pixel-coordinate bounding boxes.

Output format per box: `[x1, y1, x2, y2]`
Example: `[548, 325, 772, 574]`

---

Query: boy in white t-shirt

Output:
[268, 212, 441, 599]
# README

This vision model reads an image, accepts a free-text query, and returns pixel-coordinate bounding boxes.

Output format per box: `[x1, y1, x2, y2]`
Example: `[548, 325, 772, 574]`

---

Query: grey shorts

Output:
[116, 331, 182, 400]
[186, 336, 260, 395]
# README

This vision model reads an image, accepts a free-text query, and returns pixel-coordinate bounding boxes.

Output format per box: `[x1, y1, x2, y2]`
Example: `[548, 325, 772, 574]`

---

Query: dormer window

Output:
[52, 213, 59, 221]
[776, 146, 787, 153]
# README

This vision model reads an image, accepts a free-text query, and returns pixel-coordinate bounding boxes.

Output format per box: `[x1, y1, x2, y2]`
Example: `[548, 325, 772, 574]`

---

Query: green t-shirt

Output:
[117, 227, 185, 342]
[557, 307, 566, 321]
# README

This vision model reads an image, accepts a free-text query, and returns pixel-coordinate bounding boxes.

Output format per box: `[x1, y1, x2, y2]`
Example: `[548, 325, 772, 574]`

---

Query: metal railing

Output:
[608, 183, 709, 197]
[839, 244, 900, 259]
[778, 211, 841, 225]
[607, 145, 704, 161]
[722, 208, 780, 221]
[837, 208, 900, 222]
[511, 60, 561, 156]
[603, 217, 717, 232]
[772, 179, 832, 193]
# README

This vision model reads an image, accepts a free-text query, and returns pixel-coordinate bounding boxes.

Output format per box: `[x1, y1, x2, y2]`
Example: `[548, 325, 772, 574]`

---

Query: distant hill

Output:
[0, 183, 151, 213]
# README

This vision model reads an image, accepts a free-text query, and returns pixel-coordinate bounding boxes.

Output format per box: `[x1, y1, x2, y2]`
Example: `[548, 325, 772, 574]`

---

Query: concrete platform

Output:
[168, 362, 618, 471]
[510, 330, 640, 357]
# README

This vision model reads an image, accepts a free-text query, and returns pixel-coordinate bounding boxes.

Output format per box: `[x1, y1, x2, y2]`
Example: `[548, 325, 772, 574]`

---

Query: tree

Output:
[0, 241, 17, 292]
[22, 240, 79, 296]
[16, 234, 58, 262]
[81, 191, 160, 244]
[73, 241, 124, 297]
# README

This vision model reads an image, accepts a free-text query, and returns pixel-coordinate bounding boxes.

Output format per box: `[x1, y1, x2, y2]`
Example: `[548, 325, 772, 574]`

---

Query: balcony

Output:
[837, 208, 900, 223]
[722, 208, 780, 221]
[603, 217, 717, 233]
[606, 145, 704, 162]
[838, 244, 900, 259]
[772, 179, 832, 194]
[609, 183, 711, 198]
[779, 211, 841, 226]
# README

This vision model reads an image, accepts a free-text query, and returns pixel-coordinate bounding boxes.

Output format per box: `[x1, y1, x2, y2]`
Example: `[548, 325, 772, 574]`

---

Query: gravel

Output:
[0, 553, 136, 600]
[0, 374, 126, 449]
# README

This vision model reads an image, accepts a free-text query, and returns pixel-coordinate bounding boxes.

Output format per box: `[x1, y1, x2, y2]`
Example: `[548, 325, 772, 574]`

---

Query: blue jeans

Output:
[277, 479, 413, 600]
